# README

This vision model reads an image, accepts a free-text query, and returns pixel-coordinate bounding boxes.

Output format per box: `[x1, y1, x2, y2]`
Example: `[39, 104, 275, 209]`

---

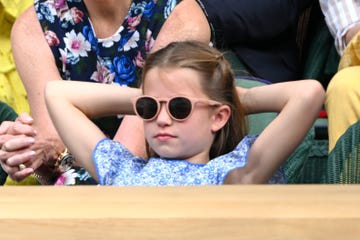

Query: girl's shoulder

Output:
[94, 138, 148, 185]
[222, 135, 257, 160]
[94, 138, 137, 160]
[208, 135, 257, 170]
[209, 135, 287, 184]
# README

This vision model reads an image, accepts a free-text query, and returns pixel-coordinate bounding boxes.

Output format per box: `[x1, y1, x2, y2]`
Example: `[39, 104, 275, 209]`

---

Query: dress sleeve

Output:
[92, 138, 146, 185]
[212, 135, 286, 184]
[209, 135, 255, 183]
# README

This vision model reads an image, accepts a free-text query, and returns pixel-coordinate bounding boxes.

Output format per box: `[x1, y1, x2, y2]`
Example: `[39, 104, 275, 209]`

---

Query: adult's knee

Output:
[326, 66, 360, 102]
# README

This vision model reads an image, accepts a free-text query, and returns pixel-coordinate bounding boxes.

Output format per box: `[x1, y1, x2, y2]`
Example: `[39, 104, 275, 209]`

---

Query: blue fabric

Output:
[93, 136, 286, 186]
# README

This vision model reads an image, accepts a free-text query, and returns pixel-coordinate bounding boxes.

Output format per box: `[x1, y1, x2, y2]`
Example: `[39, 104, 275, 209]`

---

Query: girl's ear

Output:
[211, 105, 231, 132]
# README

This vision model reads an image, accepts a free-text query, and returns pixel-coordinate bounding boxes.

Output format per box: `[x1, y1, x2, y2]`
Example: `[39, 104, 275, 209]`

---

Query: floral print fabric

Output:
[93, 136, 286, 186]
[34, 0, 181, 185]
[35, 0, 180, 86]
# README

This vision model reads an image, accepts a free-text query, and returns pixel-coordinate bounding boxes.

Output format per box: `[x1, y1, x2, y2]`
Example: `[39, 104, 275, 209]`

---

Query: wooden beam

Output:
[0, 185, 359, 239]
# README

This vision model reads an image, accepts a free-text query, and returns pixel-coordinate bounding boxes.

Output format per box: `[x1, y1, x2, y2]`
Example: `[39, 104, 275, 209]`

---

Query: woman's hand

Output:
[0, 113, 62, 183]
[0, 113, 37, 181]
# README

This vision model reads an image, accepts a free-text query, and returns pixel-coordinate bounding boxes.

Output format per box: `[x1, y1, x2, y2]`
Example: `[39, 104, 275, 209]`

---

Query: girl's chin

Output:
[155, 151, 182, 160]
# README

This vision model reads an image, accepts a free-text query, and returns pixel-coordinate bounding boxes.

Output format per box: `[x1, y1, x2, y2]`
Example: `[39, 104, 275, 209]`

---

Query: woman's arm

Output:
[0, 6, 66, 182]
[236, 80, 325, 183]
[45, 81, 141, 180]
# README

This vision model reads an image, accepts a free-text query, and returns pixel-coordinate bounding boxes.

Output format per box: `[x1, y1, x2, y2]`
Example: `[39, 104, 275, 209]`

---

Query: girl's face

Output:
[142, 67, 219, 164]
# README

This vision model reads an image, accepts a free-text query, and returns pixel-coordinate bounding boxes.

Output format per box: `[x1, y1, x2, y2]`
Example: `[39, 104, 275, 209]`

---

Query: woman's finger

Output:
[2, 137, 35, 152]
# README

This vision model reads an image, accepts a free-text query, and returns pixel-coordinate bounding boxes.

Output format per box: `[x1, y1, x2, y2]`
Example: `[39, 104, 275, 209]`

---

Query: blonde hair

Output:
[142, 41, 247, 159]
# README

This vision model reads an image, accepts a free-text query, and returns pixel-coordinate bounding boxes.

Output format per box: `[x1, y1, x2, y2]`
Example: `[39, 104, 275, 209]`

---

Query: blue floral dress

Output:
[93, 136, 286, 186]
[34, 0, 181, 185]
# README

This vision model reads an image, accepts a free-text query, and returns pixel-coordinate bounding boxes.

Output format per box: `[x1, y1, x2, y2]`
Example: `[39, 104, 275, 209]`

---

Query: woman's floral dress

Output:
[34, 0, 181, 185]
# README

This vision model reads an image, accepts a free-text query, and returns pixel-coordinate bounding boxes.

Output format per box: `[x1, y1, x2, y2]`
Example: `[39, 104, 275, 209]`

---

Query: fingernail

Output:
[28, 151, 36, 156]
[24, 115, 33, 122]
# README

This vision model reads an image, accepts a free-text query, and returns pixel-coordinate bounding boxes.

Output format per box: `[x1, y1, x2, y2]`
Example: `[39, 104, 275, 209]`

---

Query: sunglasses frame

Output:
[132, 95, 222, 122]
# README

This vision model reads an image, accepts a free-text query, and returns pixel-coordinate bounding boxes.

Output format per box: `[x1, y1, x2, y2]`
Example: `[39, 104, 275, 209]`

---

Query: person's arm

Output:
[234, 80, 325, 183]
[0, 6, 66, 182]
[345, 23, 360, 46]
[201, 0, 314, 44]
[320, 0, 360, 55]
[113, 0, 211, 158]
[45, 81, 141, 180]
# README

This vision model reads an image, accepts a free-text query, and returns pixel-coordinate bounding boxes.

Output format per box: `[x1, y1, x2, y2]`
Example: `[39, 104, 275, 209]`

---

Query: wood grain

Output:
[0, 185, 359, 239]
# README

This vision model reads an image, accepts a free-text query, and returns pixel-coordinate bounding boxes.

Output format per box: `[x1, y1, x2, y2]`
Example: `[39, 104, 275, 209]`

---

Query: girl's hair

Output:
[142, 41, 247, 159]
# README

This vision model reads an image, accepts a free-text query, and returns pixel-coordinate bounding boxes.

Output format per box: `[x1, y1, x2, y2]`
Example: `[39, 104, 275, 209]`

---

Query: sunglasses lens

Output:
[136, 97, 158, 120]
[169, 97, 192, 120]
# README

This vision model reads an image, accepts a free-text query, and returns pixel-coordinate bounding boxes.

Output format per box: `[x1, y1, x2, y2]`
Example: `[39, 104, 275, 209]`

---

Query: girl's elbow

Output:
[44, 81, 58, 100]
[310, 80, 326, 101]
[44, 80, 65, 106]
[299, 80, 326, 108]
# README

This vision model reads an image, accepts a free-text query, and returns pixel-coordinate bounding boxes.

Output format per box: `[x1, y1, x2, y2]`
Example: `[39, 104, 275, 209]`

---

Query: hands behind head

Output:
[0, 113, 38, 181]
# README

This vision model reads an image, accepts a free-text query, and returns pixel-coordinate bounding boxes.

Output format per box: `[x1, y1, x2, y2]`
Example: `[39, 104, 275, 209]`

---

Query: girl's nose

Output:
[156, 103, 172, 126]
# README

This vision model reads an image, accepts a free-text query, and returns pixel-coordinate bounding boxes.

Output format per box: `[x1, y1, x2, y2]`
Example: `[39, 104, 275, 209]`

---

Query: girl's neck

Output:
[83, 0, 132, 39]
[183, 152, 211, 165]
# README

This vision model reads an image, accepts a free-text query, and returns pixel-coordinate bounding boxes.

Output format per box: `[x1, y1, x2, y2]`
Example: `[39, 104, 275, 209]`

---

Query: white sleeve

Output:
[319, 0, 360, 55]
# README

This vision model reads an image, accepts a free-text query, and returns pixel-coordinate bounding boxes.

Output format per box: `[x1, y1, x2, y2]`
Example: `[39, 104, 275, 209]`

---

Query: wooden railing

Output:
[1, 185, 360, 239]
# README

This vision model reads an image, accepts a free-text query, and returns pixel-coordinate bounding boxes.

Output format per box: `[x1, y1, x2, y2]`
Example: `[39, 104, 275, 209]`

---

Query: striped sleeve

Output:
[320, 0, 360, 55]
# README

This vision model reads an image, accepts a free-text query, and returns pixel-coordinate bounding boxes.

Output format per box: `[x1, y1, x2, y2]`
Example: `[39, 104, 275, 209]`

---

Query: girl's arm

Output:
[235, 80, 325, 183]
[45, 81, 141, 180]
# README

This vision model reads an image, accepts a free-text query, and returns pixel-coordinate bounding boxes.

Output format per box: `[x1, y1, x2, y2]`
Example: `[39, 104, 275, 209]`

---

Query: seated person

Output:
[320, 0, 360, 152]
[44, 41, 325, 185]
[0, 0, 317, 185]
[200, 0, 315, 82]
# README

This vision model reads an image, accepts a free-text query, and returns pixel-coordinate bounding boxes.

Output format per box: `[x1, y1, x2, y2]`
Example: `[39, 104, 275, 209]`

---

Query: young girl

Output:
[45, 41, 325, 185]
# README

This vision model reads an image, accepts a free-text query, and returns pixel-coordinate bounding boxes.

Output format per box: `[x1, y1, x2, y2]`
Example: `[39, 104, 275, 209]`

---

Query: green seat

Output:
[301, 8, 339, 88]
[284, 118, 329, 183]
[326, 120, 360, 183]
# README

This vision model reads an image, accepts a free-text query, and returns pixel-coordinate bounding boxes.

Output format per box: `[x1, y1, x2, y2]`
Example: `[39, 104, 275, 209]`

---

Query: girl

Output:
[0, 0, 208, 184]
[45, 41, 325, 185]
